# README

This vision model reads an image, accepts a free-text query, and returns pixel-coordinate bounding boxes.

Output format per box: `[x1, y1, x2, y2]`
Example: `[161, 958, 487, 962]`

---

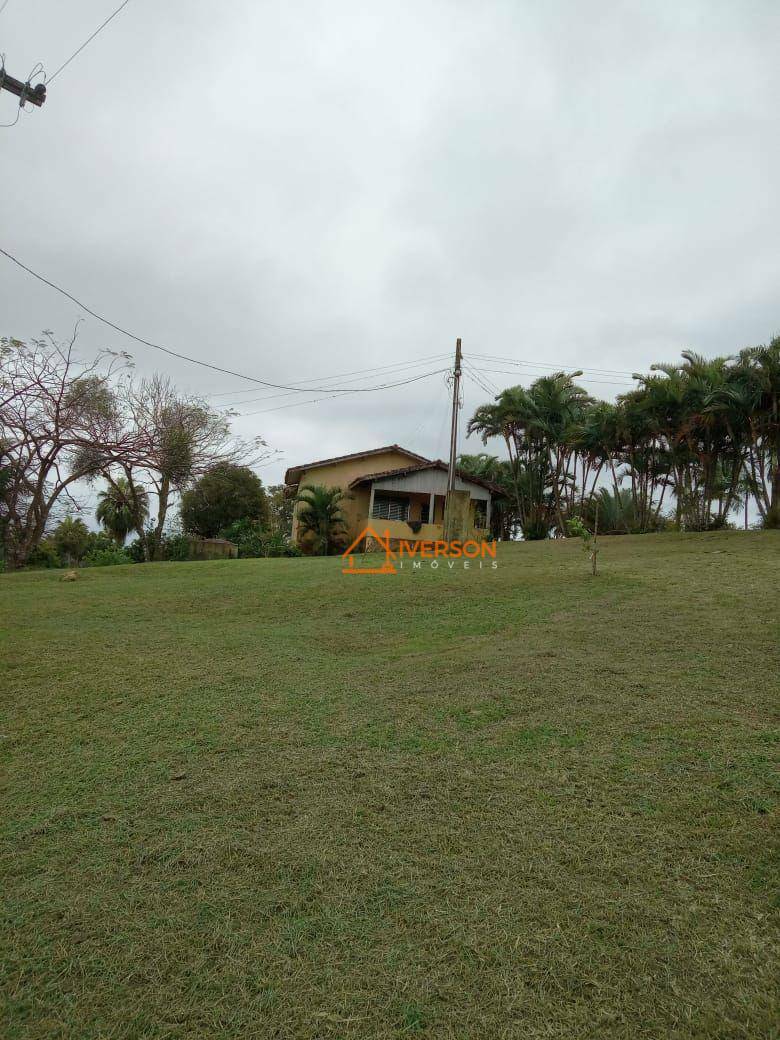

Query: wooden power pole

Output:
[446, 337, 462, 491]
[0, 70, 47, 109]
[443, 338, 469, 542]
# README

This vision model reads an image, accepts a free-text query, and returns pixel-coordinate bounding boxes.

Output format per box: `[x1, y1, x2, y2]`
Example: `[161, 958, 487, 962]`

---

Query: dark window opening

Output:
[372, 494, 410, 522]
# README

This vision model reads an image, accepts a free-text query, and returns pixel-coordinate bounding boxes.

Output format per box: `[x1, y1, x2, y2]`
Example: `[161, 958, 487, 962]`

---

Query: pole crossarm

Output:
[0, 70, 47, 107]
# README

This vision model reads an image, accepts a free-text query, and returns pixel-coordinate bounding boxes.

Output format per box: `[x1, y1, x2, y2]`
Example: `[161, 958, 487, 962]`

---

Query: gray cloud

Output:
[2, 0, 778, 494]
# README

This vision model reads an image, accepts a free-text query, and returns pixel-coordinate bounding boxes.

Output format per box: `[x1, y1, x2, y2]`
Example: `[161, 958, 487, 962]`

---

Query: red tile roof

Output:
[284, 444, 430, 487]
[348, 460, 500, 494]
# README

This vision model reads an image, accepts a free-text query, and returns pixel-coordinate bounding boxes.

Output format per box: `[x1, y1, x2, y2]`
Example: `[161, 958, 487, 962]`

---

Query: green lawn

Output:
[1, 532, 779, 1039]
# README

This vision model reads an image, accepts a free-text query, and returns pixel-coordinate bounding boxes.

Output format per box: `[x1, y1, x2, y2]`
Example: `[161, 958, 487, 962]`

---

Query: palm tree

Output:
[610, 383, 674, 532]
[527, 373, 592, 517]
[737, 336, 780, 527]
[467, 336, 777, 537]
[458, 453, 518, 539]
[294, 484, 348, 555]
[627, 367, 691, 529]
[95, 477, 149, 545]
[468, 389, 553, 540]
[468, 372, 591, 539]
[637, 352, 746, 529]
[567, 400, 620, 512]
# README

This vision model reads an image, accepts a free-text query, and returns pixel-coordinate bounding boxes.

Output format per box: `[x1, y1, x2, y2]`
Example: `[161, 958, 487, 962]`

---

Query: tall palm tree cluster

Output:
[465, 336, 780, 540]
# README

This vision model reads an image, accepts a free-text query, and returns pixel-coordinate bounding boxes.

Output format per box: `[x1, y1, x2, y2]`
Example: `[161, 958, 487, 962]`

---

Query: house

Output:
[285, 444, 496, 551]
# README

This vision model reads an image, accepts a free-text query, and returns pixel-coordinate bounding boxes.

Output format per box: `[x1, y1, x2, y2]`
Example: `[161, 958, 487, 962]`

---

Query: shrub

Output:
[522, 520, 551, 541]
[84, 546, 131, 567]
[577, 489, 669, 535]
[125, 529, 191, 562]
[26, 539, 62, 569]
[80, 530, 132, 566]
[259, 532, 302, 558]
[163, 533, 191, 562]
[85, 531, 120, 554]
[127, 537, 146, 563]
[220, 519, 301, 558]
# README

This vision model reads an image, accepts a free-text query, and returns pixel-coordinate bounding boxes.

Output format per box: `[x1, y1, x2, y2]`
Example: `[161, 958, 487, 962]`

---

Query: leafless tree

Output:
[99, 374, 269, 560]
[0, 330, 139, 569]
[2, 329, 271, 568]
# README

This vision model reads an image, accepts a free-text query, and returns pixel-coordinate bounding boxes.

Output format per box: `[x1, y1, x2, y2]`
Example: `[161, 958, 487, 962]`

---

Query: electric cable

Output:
[470, 351, 636, 378]
[0, 246, 448, 394]
[215, 354, 452, 408]
[207, 352, 450, 399]
[46, 0, 132, 84]
[462, 361, 499, 397]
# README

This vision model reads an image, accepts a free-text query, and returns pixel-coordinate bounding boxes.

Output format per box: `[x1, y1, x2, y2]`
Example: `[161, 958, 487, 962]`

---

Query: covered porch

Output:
[350, 463, 493, 546]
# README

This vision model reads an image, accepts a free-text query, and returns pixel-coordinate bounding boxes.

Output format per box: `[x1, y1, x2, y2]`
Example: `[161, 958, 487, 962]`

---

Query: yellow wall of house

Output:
[291, 449, 420, 547]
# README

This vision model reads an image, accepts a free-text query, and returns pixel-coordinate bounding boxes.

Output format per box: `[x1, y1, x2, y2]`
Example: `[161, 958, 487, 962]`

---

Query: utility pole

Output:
[446, 337, 462, 490]
[0, 70, 47, 109]
[443, 338, 468, 543]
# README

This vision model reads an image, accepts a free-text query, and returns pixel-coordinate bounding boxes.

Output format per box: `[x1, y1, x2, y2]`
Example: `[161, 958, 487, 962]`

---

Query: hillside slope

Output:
[2, 531, 779, 1039]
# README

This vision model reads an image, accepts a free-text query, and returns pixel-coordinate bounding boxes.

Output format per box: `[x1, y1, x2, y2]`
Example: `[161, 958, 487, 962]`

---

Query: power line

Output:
[470, 351, 636, 378]
[470, 363, 501, 394]
[407, 369, 452, 445]
[472, 351, 635, 376]
[0, 104, 21, 128]
[214, 354, 452, 408]
[0, 245, 448, 394]
[46, 0, 133, 84]
[463, 369, 490, 395]
[219, 363, 451, 409]
[1, 242, 645, 396]
[463, 360, 500, 396]
[436, 376, 453, 460]
[236, 368, 446, 417]
[232, 367, 449, 416]
[236, 363, 454, 426]
[239, 393, 349, 417]
[475, 366, 636, 387]
[208, 351, 451, 395]
[462, 364, 497, 398]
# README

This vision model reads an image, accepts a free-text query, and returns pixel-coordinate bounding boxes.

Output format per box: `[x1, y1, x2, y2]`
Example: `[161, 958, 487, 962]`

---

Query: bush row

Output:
[23, 524, 301, 569]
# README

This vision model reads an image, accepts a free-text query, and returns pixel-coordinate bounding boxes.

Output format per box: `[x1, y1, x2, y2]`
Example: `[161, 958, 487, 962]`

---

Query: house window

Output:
[420, 502, 430, 523]
[372, 494, 410, 522]
[474, 500, 487, 528]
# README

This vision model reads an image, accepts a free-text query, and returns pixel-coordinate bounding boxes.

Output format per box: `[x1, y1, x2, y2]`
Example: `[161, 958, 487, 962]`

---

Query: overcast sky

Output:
[2, 0, 779, 496]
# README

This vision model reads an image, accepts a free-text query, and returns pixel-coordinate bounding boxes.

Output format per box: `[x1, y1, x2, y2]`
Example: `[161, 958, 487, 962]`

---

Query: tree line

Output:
[0, 332, 292, 570]
[461, 337, 779, 540]
[3, 331, 778, 566]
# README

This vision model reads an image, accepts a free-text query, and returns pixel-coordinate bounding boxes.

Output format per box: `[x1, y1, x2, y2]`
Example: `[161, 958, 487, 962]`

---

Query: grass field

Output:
[2, 531, 779, 1039]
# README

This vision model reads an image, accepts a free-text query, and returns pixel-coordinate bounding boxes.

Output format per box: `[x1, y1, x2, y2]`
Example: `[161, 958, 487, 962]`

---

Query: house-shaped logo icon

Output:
[341, 526, 398, 575]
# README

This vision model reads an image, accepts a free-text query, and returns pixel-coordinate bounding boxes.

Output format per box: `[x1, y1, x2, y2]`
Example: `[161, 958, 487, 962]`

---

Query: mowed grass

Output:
[1, 532, 779, 1040]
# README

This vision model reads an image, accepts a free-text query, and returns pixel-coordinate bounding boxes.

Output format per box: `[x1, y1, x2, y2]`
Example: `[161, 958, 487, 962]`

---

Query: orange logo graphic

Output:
[341, 526, 398, 574]
[342, 527, 497, 575]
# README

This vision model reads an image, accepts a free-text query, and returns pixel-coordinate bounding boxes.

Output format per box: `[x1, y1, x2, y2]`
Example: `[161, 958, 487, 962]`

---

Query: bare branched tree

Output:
[100, 374, 270, 560]
[0, 329, 139, 569]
